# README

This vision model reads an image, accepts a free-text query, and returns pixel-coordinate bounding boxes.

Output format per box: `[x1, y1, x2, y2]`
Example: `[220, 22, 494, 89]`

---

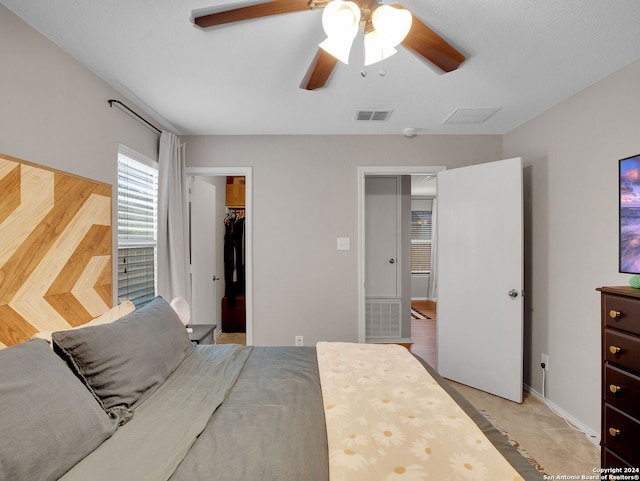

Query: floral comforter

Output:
[316, 342, 527, 481]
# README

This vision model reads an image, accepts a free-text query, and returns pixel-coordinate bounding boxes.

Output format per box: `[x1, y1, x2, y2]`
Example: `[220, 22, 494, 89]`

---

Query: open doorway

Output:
[357, 166, 444, 365]
[186, 166, 253, 346]
[361, 160, 525, 401]
[408, 175, 437, 367]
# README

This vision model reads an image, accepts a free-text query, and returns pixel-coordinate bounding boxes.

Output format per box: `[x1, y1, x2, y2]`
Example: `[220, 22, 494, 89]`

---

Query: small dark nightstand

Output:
[186, 324, 216, 345]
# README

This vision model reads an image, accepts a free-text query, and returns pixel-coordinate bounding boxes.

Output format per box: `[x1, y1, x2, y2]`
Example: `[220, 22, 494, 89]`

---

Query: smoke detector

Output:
[403, 127, 417, 138]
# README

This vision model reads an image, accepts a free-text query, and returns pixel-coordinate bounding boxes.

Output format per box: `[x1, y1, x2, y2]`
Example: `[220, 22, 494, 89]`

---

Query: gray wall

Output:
[400, 175, 412, 340]
[185, 135, 503, 346]
[504, 57, 640, 435]
[0, 5, 160, 300]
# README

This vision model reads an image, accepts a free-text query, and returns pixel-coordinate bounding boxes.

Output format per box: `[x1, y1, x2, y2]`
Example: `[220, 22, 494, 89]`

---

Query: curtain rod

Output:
[107, 99, 162, 135]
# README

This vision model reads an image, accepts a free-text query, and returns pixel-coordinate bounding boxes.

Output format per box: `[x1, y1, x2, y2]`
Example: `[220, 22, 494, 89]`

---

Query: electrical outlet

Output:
[541, 353, 549, 371]
[295, 336, 304, 347]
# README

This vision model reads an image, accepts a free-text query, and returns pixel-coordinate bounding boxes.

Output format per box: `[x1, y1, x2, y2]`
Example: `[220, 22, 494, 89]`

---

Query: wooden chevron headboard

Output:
[0, 153, 113, 348]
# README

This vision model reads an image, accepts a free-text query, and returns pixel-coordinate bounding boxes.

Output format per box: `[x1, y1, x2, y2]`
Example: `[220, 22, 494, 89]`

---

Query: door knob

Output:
[508, 289, 519, 298]
[389, 258, 395, 264]
[212, 276, 220, 281]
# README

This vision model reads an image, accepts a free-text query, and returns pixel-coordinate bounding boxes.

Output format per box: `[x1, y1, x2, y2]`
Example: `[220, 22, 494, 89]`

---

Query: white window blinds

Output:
[117, 150, 158, 307]
[411, 210, 432, 273]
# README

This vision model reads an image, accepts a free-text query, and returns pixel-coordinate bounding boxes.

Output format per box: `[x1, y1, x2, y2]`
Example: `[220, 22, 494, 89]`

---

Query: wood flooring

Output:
[409, 299, 437, 368]
[215, 331, 245, 345]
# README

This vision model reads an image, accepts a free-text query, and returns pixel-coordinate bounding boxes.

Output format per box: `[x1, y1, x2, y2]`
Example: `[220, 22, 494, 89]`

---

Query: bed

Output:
[0, 297, 543, 481]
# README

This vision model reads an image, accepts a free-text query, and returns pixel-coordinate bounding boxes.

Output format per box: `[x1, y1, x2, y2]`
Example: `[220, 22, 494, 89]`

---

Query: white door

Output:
[190, 179, 219, 327]
[365, 176, 400, 297]
[437, 158, 524, 402]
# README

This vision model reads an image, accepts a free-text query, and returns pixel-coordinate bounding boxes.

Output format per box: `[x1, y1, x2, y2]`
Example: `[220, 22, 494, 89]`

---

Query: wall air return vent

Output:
[356, 110, 392, 121]
[365, 299, 402, 340]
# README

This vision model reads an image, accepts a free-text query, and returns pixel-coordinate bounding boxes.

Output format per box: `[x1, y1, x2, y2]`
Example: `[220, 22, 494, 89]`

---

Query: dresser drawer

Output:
[605, 293, 640, 336]
[604, 404, 640, 464]
[603, 447, 634, 469]
[605, 364, 640, 420]
[605, 328, 640, 372]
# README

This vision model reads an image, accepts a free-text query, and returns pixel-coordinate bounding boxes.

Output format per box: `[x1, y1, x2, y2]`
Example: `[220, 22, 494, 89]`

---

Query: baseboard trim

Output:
[524, 384, 600, 448]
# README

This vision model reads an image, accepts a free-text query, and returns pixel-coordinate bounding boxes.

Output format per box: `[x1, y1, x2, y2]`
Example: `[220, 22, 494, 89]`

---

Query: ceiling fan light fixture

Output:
[371, 5, 412, 49]
[319, 37, 355, 64]
[364, 30, 397, 66]
[319, 0, 361, 64]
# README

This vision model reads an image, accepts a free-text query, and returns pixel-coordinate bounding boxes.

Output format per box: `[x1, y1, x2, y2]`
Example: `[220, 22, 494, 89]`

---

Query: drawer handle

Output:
[609, 310, 622, 319]
[609, 345, 622, 355]
[609, 384, 622, 394]
[609, 427, 621, 437]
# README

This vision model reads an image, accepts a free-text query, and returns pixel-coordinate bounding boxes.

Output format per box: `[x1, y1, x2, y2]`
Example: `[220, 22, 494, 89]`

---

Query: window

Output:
[411, 210, 432, 273]
[117, 147, 158, 307]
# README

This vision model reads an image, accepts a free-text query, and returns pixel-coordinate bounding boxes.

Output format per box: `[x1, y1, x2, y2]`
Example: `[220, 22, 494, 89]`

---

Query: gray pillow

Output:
[0, 339, 118, 481]
[52, 296, 194, 424]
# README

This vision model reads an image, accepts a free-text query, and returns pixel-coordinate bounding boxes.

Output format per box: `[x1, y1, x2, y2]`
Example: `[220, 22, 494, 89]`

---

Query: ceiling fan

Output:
[192, 0, 465, 90]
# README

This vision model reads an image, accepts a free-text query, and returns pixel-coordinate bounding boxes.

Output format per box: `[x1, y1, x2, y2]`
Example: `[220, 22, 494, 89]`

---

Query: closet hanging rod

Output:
[107, 99, 162, 135]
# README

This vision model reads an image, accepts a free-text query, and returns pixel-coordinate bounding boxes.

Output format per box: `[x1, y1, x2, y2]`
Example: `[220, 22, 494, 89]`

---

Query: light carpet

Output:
[479, 409, 547, 475]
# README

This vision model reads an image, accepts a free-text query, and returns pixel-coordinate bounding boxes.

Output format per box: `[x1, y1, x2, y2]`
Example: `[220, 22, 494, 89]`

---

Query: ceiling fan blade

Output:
[400, 12, 465, 73]
[300, 48, 338, 90]
[194, 0, 328, 28]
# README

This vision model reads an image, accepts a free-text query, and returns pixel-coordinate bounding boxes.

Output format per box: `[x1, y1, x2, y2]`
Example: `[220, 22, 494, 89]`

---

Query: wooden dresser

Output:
[597, 286, 640, 468]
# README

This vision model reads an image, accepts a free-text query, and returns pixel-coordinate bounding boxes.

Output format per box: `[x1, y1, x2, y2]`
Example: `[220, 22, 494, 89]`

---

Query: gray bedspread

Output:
[170, 346, 329, 481]
[60, 344, 252, 481]
[61, 345, 542, 481]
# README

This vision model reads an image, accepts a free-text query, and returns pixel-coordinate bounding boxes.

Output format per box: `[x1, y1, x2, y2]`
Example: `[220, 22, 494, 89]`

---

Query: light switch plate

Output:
[337, 237, 350, 251]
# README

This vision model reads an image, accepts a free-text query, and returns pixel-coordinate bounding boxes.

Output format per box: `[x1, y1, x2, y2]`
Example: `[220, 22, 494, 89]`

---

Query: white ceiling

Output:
[3, 0, 640, 136]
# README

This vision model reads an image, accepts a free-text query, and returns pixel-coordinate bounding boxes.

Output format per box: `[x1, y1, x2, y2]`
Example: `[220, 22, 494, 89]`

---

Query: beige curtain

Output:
[157, 131, 191, 303]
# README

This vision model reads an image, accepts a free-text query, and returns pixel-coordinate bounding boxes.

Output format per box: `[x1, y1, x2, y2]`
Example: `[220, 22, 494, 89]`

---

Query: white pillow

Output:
[32, 300, 136, 346]
[170, 297, 191, 325]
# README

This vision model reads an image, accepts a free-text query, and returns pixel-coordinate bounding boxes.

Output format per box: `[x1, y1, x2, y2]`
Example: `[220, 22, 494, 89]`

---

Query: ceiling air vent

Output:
[443, 108, 501, 124]
[356, 110, 392, 121]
